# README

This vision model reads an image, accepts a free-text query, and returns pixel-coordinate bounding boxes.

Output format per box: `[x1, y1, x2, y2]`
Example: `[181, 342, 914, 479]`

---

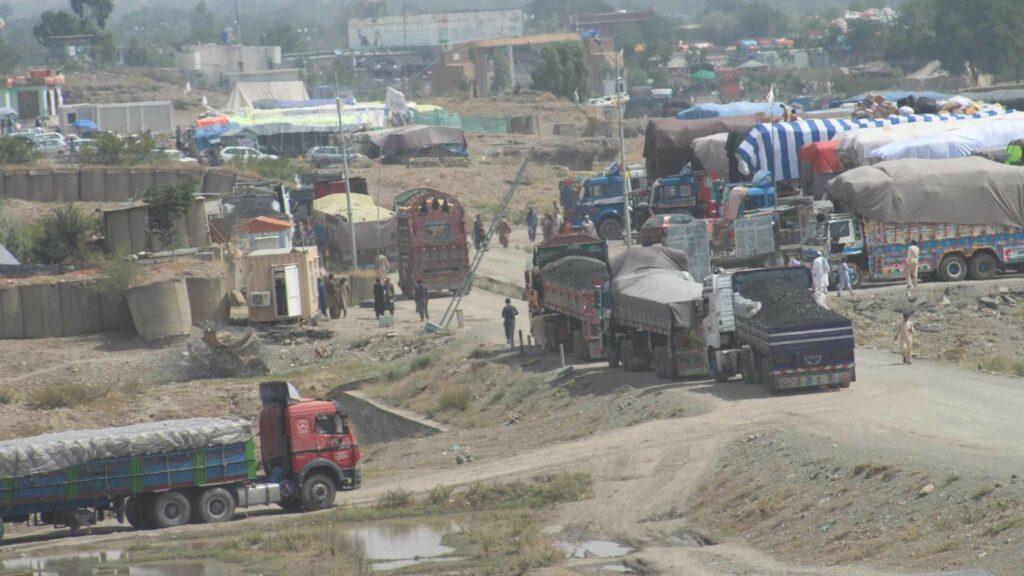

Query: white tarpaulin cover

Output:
[868, 118, 1024, 161]
[226, 81, 310, 110]
[827, 157, 1024, 227]
[0, 418, 252, 479]
[609, 246, 704, 333]
[691, 133, 729, 176]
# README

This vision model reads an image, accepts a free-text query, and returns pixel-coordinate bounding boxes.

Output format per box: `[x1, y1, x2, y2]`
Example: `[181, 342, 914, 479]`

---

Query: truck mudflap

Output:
[772, 363, 855, 390]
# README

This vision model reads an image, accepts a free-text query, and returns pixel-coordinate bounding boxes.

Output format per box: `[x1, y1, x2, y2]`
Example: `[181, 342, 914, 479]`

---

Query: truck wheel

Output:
[125, 498, 143, 528]
[761, 357, 778, 395]
[151, 491, 191, 529]
[598, 218, 622, 241]
[708, 349, 728, 383]
[301, 474, 337, 511]
[278, 498, 305, 513]
[969, 252, 997, 280]
[127, 495, 155, 529]
[195, 488, 236, 524]
[847, 263, 863, 288]
[939, 254, 968, 282]
[741, 353, 760, 386]
[605, 336, 620, 368]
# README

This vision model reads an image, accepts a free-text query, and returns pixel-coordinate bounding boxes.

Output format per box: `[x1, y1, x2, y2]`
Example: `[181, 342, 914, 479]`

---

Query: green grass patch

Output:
[0, 387, 15, 404]
[437, 385, 473, 412]
[28, 382, 102, 409]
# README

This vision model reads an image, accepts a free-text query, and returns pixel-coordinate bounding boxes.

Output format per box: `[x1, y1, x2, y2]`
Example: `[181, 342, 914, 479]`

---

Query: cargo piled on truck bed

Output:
[529, 234, 608, 361]
[604, 246, 707, 378]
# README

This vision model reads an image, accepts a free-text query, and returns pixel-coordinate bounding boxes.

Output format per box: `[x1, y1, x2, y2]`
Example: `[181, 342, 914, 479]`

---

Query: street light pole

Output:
[613, 49, 632, 248]
[334, 71, 358, 269]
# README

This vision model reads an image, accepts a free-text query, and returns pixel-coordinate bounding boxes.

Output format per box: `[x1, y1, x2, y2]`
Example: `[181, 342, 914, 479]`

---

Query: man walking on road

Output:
[836, 259, 854, 297]
[325, 273, 340, 319]
[383, 277, 396, 316]
[894, 311, 915, 364]
[502, 298, 518, 347]
[337, 276, 350, 319]
[372, 278, 385, 319]
[376, 252, 391, 281]
[473, 214, 486, 251]
[414, 278, 429, 322]
[582, 215, 597, 237]
[812, 251, 830, 295]
[906, 240, 920, 293]
[497, 217, 512, 248]
[525, 207, 538, 243]
[541, 213, 555, 242]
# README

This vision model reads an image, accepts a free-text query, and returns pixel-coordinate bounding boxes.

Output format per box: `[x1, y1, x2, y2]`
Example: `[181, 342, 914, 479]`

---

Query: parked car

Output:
[639, 212, 694, 246]
[220, 146, 278, 163]
[34, 139, 67, 156]
[305, 146, 367, 168]
[69, 138, 96, 156]
[156, 148, 198, 163]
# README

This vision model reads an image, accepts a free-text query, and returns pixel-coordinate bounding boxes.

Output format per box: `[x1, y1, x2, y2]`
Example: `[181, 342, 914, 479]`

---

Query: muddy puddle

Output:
[0, 518, 462, 575]
[557, 538, 634, 559]
[0, 550, 223, 575]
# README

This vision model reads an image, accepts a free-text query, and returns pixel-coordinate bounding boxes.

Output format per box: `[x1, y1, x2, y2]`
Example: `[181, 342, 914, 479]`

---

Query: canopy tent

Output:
[868, 118, 1024, 162]
[225, 81, 310, 111]
[827, 157, 1024, 227]
[677, 101, 784, 121]
[644, 116, 761, 180]
[367, 126, 467, 161]
[735, 109, 1006, 182]
[224, 122, 340, 157]
[690, 133, 729, 176]
[71, 118, 98, 130]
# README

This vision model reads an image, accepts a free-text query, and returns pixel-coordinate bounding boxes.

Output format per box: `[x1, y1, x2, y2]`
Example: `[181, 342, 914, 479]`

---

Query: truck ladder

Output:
[431, 156, 531, 332]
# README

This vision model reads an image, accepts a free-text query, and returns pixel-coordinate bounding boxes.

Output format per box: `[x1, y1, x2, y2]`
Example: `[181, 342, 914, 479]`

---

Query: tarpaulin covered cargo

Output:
[736, 109, 1006, 182]
[691, 133, 729, 176]
[868, 118, 1024, 161]
[226, 81, 310, 111]
[609, 246, 703, 334]
[676, 101, 784, 120]
[644, 116, 760, 180]
[827, 157, 1024, 227]
[368, 126, 468, 160]
[0, 418, 251, 478]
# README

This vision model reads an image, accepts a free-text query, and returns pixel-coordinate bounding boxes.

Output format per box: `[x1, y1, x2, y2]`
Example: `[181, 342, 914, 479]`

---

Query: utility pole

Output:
[613, 48, 632, 248]
[334, 71, 358, 269]
[234, 0, 242, 43]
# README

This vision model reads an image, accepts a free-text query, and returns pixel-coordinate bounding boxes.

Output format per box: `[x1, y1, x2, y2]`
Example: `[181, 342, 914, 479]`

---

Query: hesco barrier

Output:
[0, 281, 132, 339]
[126, 279, 192, 340]
[0, 167, 240, 203]
[103, 197, 210, 254]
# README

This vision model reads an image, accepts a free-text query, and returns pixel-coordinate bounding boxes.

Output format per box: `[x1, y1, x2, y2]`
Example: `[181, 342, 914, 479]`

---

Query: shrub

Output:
[376, 488, 413, 509]
[0, 136, 36, 164]
[0, 388, 15, 404]
[426, 484, 455, 506]
[79, 132, 156, 166]
[410, 353, 435, 372]
[144, 178, 196, 246]
[33, 205, 98, 264]
[89, 253, 143, 293]
[28, 382, 101, 409]
[437, 385, 472, 412]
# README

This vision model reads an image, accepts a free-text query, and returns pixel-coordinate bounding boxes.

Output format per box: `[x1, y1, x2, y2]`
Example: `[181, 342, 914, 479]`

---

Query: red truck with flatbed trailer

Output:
[0, 382, 360, 543]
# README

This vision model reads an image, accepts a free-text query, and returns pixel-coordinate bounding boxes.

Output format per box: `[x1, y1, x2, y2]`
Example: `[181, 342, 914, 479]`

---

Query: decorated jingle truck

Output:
[0, 382, 361, 543]
[820, 158, 1024, 286]
[394, 188, 470, 296]
[528, 233, 609, 361]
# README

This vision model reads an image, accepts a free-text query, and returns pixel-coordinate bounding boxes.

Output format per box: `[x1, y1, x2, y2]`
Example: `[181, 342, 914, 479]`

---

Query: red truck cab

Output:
[259, 382, 361, 510]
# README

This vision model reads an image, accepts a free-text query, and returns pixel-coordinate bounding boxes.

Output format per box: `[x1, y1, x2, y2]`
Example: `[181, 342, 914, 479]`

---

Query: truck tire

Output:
[125, 498, 143, 529]
[278, 498, 305, 513]
[761, 357, 778, 395]
[969, 252, 998, 280]
[741, 353, 760, 386]
[708, 349, 729, 383]
[847, 263, 863, 288]
[938, 254, 968, 282]
[605, 336, 620, 368]
[301, 474, 337, 511]
[151, 491, 191, 529]
[598, 218, 622, 241]
[195, 487, 236, 524]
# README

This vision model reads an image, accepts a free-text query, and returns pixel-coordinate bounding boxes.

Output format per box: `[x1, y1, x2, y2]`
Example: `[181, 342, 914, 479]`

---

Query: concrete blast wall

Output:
[104, 198, 210, 254]
[0, 281, 132, 339]
[186, 276, 229, 326]
[126, 279, 192, 340]
[333, 391, 442, 445]
[0, 168, 239, 203]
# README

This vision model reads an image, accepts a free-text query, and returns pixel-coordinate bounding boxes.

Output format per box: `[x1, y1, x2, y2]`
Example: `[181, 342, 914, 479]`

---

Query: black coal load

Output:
[738, 280, 848, 331]
[542, 256, 609, 289]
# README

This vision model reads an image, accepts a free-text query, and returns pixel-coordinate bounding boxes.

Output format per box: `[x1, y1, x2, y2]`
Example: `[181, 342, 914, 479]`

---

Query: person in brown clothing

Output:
[325, 274, 340, 319]
[894, 311, 915, 364]
[497, 217, 512, 248]
[336, 276, 350, 319]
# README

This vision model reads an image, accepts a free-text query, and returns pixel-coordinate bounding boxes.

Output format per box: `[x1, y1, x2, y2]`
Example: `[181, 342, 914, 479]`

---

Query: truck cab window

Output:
[830, 221, 852, 243]
[315, 414, 337, 435]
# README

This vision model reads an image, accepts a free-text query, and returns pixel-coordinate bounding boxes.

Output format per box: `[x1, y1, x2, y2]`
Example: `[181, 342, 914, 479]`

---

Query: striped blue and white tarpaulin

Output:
[736, 110, 1006, 182]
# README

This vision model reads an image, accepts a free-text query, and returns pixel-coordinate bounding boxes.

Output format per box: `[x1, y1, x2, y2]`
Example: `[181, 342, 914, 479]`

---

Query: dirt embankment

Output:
[688, 429, 1024, 576]
[831, 276, 1024, 377]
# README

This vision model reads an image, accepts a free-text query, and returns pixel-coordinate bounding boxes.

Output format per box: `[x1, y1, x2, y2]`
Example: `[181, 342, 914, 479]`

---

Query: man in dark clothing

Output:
[414, 279, 429, 321]
[473, 215, 486, 251]
[383, 277, 396, 316]
[501, 298, 518, 347]
[525, 207, 538, 242]
[373, 278, 385, 319]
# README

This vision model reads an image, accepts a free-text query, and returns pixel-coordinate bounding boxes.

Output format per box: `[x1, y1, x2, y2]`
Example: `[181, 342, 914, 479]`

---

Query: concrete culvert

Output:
[126, 279, 192, 340]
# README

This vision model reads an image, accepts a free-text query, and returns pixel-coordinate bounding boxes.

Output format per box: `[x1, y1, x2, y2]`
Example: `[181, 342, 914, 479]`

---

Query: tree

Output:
[33, 10, 81, 43]
[0, 38, 21, 75]
[0, 136, 36, 164]
[144, 179, 196, 247]
[79, 132, 155, 165]
[190, 0, 219, 44]
[531, 42, 588, 101]
[491, 51, 511, 94]
[70, 0, 114, 29]
[260, 22, 302, 54]
[124, 36, 148, 66]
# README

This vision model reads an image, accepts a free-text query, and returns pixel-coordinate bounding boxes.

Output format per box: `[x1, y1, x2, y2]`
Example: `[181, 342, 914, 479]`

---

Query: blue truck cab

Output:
[647, 165, 716, 219]
[568, 163, 647, 240]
